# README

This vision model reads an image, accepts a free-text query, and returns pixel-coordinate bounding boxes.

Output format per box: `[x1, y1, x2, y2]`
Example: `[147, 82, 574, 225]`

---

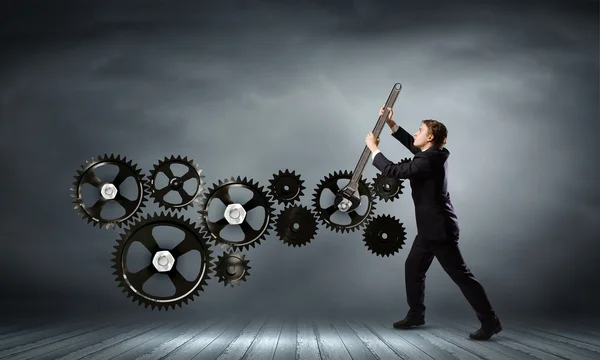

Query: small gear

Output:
[363, 214, 406, 257]
[214, 251, 251, 287]
[372, 174, 404, 202]
[267, 169, 305, 204]
[71, 154, 148, 229]
[148, 155, 205, 211]
[198, 176, 275, 251]
[275, 204, 319, 247]
[111, 212, 214, 310]
[311, 170, 376, 233]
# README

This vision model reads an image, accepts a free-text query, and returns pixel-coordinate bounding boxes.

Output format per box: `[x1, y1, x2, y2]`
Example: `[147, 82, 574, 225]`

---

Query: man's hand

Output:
[379, 105, 396, 128]
[366, 131, 379, 152]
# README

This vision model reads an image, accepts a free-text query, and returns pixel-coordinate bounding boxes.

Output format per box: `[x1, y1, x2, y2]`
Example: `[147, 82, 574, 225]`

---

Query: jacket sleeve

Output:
[372, 152, 431, 179]
[391, 125, 422, 155]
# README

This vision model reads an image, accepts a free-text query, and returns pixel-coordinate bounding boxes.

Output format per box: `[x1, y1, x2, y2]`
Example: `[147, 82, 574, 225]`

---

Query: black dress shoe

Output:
[469, 318, 502, 340]
[393, 316, 425, 329]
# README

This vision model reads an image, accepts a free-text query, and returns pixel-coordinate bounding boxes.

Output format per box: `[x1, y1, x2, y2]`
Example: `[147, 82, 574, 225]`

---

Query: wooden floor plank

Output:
[109, 322, 190, 360]
[436, 319, 540, 360]
[54, 322, 164, 360]
[272, 318, 297, 360]
[330, 320, 379, 360]
[0, 321, 113, 359]
[508, 323, 600, 354]
[81, 322, 184, 360]
[368, 321, 453, 360]
[345, 320, 405, 360]
[426, 320, 521, 360]
[214, 318, 266, 360]
[213, 318, 266, 360]
[134, 320, 218, 360]
[449, 319, 569, 360]
[313, 320, 352, 360]
[296, 319, 322, 360]
[12, 323, 134, 360]
[514, 320, 600, 347]
[190, 318, 253, 359]
[404, 324, 485, 360]
[243, 318, 283, 360]
[0, 319, 96, 350]
[162, 318, 237, 359]
[502, 325, 600, 360]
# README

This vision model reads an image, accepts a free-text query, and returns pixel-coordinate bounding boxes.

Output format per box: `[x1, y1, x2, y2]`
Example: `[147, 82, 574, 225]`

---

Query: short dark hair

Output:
[421, 119, 448, 149]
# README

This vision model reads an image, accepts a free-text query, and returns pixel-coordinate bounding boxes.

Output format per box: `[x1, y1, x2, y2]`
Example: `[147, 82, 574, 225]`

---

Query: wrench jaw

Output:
[335, 186, 361, 213]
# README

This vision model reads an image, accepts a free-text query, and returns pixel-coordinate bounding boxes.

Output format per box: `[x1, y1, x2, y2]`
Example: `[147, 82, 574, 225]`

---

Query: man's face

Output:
[413, 123, 433, 148]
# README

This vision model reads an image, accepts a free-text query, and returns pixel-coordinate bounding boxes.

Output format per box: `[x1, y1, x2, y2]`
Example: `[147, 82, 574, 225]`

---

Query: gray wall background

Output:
[1, 0, 598, 322]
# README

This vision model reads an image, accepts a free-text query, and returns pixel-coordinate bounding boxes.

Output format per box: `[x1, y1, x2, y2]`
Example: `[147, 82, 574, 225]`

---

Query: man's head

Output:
[413, 119, 448, 150]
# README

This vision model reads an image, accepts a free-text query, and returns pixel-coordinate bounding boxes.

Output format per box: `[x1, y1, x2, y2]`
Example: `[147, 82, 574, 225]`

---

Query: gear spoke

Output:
[210, 217, 229, 234]
[243, 193, 262, 212]
[156, 185, 171, 199]
[162, 165, 175, 179]
[214, 187, 233, 206]
[329, 182, 340, 195]
[177, 188, 194, 204]
[321, 204, 338, 220]
[129, 264, 156, 288]
[135, 225, 161, 253]
[113, 164, 131, 187]
[86, 198, 107, 218]
[168, 270, 193, 295]
[180, 170, 195, 182]
[349, 210, 362, 221]
[81, 168, 103, 188]
[240, 221, 258, 239]
[115, 193, 140, 214]
[171, 233, 200, 257]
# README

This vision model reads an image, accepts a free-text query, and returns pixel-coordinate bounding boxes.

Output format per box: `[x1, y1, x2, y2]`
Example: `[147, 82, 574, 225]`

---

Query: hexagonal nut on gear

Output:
[214, 252, 251, 287]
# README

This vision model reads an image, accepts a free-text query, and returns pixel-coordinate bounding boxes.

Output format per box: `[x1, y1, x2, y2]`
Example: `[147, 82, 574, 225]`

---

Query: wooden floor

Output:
[0, 316, 599, 360]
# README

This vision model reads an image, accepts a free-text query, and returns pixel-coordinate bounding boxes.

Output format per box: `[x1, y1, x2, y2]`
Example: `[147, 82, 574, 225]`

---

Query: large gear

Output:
[363, 214, 406, 257]
[148, 155, 205, 211]
[275, 204, 319, 247]
[267, 169, 305, 204]
[311, 170, 376, 233]
[214, 251, 251, 287]
[198, 176, 275, 251]
[111, 212, 214, 310]
[71, 154, 148, 229]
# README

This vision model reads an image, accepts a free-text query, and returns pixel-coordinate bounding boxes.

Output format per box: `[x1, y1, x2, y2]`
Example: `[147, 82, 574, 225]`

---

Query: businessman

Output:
[365, 106, 502, 340]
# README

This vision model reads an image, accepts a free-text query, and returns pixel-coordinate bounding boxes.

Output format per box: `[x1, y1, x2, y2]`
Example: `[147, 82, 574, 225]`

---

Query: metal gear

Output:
[267, 169, 305, 204]
[363, 214, 406, 257]
[372, 157, 411, 202]
[214, 251, 251, 287]
[111, 212, 214, 310]
[311, 170, 376, 233]
[148, 155, 205, 211]
[198, 176, 275, 251]
[275, 204, 319, 247]
[71, 153, 148, 229]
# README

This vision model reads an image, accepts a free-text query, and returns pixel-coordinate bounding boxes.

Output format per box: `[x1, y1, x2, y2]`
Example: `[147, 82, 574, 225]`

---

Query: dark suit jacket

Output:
[372, 125, 460, 241]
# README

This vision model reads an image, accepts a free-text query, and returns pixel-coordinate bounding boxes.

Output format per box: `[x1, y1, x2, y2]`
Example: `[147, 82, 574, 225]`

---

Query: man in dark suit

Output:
[365, 106, 502, 340]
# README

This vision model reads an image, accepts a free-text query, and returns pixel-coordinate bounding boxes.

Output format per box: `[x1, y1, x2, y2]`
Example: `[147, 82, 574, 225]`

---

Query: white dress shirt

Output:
[371, 124, 400, 161]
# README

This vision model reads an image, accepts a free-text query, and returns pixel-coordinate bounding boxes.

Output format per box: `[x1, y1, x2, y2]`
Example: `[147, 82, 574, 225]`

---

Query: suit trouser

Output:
[405, 235, 497, 324]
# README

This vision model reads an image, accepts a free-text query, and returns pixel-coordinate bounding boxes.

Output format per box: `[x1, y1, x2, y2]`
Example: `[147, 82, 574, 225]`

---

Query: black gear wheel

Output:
[275, 204, 319, 247]
[363, 214, 406, 257]
[214, 251, 251, 287]
[267, 169, 305, 204]
[372, 157, 411, 202]
[198, 176, 275, 251]
[111, 212, 214, 310]
[311, 170, 376, 233]
[148, 155, 205, 211]
[71, 153, 148, 230]
[372, 174, 404, 202]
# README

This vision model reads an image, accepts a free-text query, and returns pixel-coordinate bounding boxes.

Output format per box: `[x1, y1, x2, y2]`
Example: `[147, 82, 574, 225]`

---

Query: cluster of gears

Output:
[71, 154, 412, 310]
